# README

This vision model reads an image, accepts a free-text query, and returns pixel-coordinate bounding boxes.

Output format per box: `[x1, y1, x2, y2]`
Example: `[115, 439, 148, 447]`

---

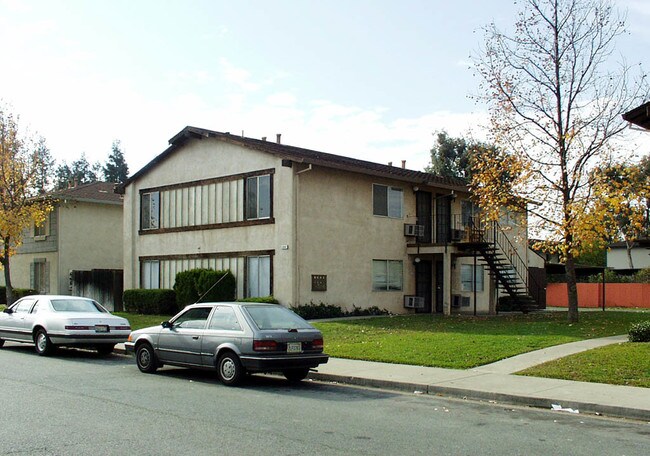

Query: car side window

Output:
[13, 300, 35, 314]
[30, 301, 42, 314]
[173, 307, 212, 330]
[208, 306, 242, 331]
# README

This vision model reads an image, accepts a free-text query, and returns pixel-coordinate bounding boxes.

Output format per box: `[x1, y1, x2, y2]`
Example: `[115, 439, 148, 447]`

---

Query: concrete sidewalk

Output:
[116, 335, 650, 421]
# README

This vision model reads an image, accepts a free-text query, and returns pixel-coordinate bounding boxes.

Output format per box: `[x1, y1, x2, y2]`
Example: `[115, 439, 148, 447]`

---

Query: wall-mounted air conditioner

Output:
[450, 229, 464, 242]
[452, 294, 462, 308]
[404, 295, 425, 309]
[404, 224, 425, 237]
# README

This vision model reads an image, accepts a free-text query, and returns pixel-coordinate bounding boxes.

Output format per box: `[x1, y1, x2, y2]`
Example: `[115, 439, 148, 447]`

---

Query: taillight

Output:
[114, 326, 131, 331]
[253, 340, 279, 351]
[65, 325, 92, 330]
[312, 338, 324, 350]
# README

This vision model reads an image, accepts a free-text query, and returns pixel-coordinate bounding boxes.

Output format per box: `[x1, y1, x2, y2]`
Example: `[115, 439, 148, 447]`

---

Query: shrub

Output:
[174, 269, 236, 307]
[497, 296, 520, 312]
[0, 287, 38, 304]
[123, 289, 177, 315]
[629, 321, 650, 342]
[237, 296, 279, 304]
[634, 268, 650, 284]
[291, 302, 389, 320]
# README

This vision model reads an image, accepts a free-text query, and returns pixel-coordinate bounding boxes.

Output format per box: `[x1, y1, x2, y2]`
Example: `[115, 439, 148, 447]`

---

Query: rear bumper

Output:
[49, 333, 129, 346]
[240, 353, 329, 372]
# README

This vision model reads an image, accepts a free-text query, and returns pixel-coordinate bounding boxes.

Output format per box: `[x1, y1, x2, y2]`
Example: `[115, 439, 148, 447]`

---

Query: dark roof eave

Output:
[622, 101, 650, 130]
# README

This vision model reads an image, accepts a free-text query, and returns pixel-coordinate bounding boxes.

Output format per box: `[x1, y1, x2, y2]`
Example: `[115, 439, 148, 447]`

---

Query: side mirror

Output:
[161, 321, 172, 329]
[3, 308, 13, 314]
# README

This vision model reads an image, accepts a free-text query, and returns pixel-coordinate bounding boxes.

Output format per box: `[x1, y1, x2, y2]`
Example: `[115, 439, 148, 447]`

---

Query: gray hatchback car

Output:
[125, 302, 328, 386]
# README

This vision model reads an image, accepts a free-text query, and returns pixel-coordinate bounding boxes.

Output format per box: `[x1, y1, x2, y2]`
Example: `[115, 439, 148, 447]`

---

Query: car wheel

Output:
[217, 352, 244, 386]
[136, 343, 158, 373]
[96, 344, 115, 356]
[283, 368, 310, 382]
[34, 329, 55, 356]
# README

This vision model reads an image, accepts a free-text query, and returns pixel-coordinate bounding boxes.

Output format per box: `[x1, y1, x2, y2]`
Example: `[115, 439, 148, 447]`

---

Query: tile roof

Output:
[119, 126, 468, 192]
[50, 181, 123, 205]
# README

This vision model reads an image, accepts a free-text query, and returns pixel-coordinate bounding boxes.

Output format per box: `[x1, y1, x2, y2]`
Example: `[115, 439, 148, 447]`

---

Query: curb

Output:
[308, 372, 650, 422]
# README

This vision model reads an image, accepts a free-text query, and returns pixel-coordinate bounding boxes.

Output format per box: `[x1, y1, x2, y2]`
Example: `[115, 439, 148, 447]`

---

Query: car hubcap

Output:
[221, 359, 235, 380]
[139, 349, 151, 367]
[37, 333, 47, 352]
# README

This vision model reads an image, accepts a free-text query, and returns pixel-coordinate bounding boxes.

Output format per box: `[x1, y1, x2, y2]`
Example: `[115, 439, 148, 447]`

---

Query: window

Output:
[34, 220, 47, 237]
[141, 191, 160, 230]
[31, 259, 48, 293]
[12, 299, 35, 314]
[208, 306, 242, 331]
[246, 174, 271, 220]
[247, 255, 271, 297]
[372, 260, 403, 291]
[141, 260, 160, 289]
[172, 307, 212, 329]
[461, 200, 480, 226]
[461, 264, 484, 292]
[373, 184, 403, 218]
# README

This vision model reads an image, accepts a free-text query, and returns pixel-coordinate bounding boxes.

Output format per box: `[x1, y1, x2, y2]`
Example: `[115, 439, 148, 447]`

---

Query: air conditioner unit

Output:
[452, 294, 462, 309]
[450, 229, 464, 242]
[404, 224, 425, 237]
[404, 295, 425, 309]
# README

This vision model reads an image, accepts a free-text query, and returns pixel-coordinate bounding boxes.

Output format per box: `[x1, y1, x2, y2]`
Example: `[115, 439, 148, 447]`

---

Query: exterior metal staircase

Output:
[464, 219, 540, 313]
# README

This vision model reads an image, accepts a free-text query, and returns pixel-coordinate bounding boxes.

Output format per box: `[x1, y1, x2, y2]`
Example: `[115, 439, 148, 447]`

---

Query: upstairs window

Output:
[141, 191, 160, 230]
[373, 184, 403, 218]
[246, 175, 271, 220]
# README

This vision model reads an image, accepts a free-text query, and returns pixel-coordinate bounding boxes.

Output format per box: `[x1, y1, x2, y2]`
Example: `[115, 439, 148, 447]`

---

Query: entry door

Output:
[436, 195, 451, 243]
[415, 191, 432, 243]
[415, 260, 432, 313]
[435, 260, 444, 313]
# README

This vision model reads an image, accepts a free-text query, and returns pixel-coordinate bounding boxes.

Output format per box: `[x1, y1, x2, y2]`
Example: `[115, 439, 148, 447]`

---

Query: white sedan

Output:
[0, 295, 131, 356]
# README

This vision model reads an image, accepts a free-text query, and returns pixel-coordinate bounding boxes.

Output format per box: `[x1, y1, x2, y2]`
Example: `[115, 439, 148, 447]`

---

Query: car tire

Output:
[96, 344, 115, 356]
[283, 368, 310, 382]
[136, 343, 158, 373]
[217, 352, 244, 386]
[34, 329, 55, 356]
[0, 338, 4, 348]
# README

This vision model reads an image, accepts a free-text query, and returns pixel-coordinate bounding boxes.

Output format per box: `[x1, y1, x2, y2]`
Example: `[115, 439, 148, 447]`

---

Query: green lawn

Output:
[518, 343, 650, 388]
[312, 311, 649, 369]
[114, 312, 171, 330]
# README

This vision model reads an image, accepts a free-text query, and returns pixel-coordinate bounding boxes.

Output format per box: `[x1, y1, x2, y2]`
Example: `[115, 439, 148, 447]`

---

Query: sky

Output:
[1, 0, 649, 175]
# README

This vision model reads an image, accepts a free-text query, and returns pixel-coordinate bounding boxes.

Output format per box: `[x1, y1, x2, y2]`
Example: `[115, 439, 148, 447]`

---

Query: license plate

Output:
[287, 342, 301, 353]
[94, 325, 109, 333]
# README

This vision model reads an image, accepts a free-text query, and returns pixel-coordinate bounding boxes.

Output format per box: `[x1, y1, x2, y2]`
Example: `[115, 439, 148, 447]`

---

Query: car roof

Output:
[186, 302, 278, 308]
[16, 295, 95, 300]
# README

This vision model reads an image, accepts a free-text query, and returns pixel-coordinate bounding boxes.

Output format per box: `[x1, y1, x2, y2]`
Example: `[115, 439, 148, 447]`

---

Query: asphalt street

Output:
[1, 343, 648, 456]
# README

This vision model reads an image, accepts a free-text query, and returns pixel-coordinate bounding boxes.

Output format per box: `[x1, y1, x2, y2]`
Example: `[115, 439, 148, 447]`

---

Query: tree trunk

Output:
[2, 239, 13, 305]
[565, 253, 579, 323]
[625, 240, 634, 269]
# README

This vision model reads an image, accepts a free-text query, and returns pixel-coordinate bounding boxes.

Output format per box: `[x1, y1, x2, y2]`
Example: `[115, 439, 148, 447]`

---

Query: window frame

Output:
[141, 191, 160, 230]
[245, 174, 272, 220]
[372, 184, 403, 219]
[141, 260, 161, 289]
[246, 255, 271, 298]
[460, 264, 484, 292]
[372, 259, 403, 291]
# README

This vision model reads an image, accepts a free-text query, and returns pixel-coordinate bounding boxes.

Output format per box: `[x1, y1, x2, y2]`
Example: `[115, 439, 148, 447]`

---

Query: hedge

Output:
[0, 287, 38, 304]
[123, 289, 177, 315]
[237, 296, 279, 304]
[174, 269, 236, 307]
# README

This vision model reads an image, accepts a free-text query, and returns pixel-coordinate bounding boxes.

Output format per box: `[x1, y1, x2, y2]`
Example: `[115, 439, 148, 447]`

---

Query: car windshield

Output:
[244, 305, 313, 330]
[51, 299, 108, 313]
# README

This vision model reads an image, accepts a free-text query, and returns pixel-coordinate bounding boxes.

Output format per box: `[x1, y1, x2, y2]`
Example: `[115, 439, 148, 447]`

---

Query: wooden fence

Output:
[546, 283, 650, 308]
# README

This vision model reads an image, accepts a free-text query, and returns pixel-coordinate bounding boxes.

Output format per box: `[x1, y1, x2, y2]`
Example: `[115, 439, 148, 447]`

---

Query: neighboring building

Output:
[1, 182, 124, 309]
[607, 240, 650, 273]
[119, 127, 542, 315]
[622, 101, 650, 130]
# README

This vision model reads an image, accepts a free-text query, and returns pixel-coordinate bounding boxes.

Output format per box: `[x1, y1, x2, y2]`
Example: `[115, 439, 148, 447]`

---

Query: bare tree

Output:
[471, 0, 649, 322]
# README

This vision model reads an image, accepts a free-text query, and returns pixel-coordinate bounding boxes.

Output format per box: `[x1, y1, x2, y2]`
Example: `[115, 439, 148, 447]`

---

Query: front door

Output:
[435, 260, 444, 313]
[415, 260, 432, 313]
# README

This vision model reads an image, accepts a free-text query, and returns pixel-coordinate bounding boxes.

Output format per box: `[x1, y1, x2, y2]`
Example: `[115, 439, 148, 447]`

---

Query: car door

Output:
[201, 305, 245, 366]
[156, 306, 213, 366]
[0, 299, 37, 342]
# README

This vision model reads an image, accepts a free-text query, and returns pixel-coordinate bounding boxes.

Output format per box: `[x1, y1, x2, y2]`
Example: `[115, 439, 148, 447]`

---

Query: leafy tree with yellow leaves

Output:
[0, 104, 53, 304]
[471, 0, 649, 322]
[585, 162, 650, 269]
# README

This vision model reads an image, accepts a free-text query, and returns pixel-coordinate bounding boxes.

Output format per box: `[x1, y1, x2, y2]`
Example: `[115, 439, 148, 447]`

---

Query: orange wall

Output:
[547, 283, 650, 308]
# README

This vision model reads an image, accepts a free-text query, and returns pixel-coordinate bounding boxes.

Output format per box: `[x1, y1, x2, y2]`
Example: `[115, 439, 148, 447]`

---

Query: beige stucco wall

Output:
[57, 201, 123, 294]
[293, 166, 415, 314]
[123, 138, 296, 300]
[1, 252, 59, 292]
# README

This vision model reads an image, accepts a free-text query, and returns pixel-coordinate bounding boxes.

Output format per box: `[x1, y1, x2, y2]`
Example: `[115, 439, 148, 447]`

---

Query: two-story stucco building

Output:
[1, 182, 124, 309]
[119, 127, 543, 315]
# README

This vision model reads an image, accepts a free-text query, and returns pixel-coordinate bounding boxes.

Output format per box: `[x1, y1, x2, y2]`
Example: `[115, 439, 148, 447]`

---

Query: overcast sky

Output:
[1, 0, 649, 175]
